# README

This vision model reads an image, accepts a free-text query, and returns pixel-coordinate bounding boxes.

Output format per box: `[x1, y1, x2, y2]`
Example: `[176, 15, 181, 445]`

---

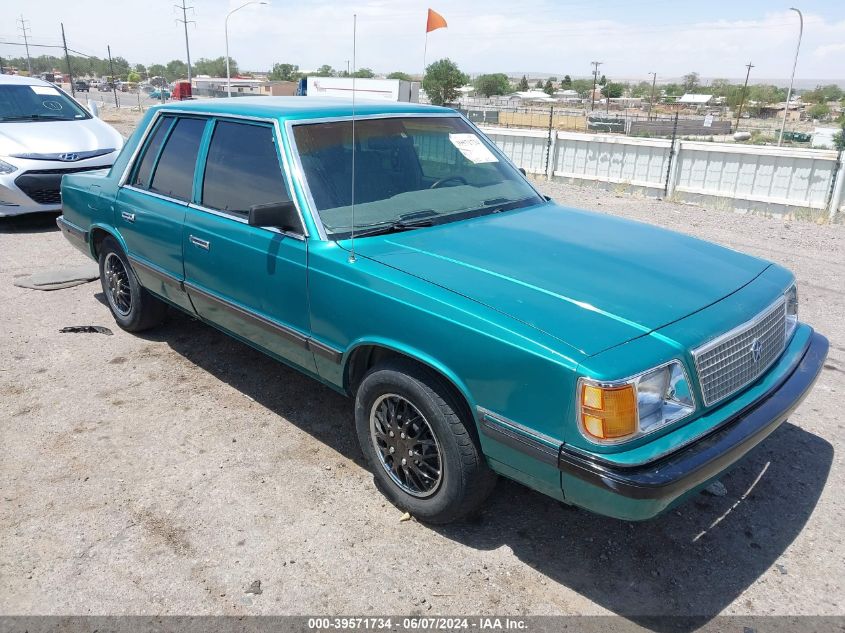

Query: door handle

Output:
[121, 210, 136, 223]
[189, 235, 210, 250]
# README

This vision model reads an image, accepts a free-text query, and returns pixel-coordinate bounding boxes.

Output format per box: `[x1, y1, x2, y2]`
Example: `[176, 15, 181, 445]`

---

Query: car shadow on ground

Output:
[140, 309, 832, 632]
[0, 211, 61, 234]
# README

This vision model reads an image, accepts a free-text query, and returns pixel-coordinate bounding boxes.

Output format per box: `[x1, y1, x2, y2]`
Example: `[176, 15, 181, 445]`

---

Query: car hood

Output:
[352, 203, 770, 357]
[0, 117, 123, 157]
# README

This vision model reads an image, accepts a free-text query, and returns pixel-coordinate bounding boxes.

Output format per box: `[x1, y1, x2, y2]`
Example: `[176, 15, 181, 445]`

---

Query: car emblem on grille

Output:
[749, 337, 763, 363]
[58, 153, 79, 162]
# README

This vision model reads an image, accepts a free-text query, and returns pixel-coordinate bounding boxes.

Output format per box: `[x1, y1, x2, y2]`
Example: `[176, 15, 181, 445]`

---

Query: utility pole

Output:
[18, 16, 33, 75]
[346, 60, 350, 76]
[647, 72, 657, 120]
[174, 0, 195, 84]
[735, 61, 754, 132]
[60, 23, 74, 97]
[590, 61, 602, 111]
[107, 45, 119, 108]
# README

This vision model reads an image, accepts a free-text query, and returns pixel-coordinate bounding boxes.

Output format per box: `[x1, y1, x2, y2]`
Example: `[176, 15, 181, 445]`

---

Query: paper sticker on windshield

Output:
[31, 85, 60, 96]
[448, 134, 498, 164]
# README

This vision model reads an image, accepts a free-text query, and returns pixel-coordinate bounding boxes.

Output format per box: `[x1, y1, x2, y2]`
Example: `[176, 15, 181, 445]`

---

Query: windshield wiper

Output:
[0, 114, 65, 122]
[352, 217, 435, 238]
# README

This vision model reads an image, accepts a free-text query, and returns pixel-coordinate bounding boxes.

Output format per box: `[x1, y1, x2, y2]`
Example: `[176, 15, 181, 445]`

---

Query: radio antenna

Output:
[348, 13, 358, 264]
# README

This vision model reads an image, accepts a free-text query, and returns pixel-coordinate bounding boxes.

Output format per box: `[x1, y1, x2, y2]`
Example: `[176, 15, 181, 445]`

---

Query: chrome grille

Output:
[693, 298, 787, 406]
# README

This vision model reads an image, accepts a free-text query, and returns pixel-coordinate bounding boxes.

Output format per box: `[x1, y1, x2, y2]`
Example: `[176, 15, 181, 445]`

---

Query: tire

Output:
[98, 236, 168, 332]
[355, 358, 497, 524]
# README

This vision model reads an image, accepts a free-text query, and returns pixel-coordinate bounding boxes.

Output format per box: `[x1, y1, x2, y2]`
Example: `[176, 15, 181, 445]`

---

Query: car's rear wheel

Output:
[98, 236, 167, 332]
[354, 358, 497, 524]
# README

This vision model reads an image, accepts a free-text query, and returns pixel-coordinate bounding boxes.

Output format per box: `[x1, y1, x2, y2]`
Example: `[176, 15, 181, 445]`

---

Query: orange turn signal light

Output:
[580, 383, 638, 440]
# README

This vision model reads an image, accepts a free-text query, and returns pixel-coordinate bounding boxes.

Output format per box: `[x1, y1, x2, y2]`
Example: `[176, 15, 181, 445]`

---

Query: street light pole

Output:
[225, 0, 268, 97]
[778, 7, 803, 146]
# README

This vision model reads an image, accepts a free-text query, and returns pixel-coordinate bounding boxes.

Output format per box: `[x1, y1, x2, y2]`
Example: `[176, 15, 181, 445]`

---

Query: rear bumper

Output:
[558, 330, 828, 520]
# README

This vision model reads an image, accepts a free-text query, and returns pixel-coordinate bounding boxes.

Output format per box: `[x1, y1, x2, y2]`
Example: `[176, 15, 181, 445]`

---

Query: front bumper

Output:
[558, 330, 828, 520]
[0, 158, 113, 217]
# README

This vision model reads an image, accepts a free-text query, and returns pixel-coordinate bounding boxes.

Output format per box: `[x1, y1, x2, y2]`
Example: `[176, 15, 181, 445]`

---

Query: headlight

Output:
[0, 158, 18, 175]
[578, 361, 696, 444]
[785, 284, 798, 340]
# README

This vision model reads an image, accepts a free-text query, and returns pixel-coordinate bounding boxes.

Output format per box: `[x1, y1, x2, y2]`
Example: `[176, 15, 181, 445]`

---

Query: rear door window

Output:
[148, 117, 207, 201]
[131, 115, 174, 189]
[201, 120, 288, 216]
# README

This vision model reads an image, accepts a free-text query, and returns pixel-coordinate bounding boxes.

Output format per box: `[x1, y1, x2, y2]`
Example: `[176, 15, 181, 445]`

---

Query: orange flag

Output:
[426, 8, 447, 33]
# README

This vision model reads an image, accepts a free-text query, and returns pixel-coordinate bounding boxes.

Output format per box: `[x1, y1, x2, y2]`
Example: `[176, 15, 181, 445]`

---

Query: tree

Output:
[808, 103, 830, 119]
[543, 78, 555, 96]
[630, 80, 652, 98]
[474, 73, 510, 97]
[601, 82, 624, 99]
[517, 75, 529, 91]
[561, 74, 572, 88]
[570, 78, 593, 98]
[387, 71, 411, 81]
[313, 64, 335, 77]
[127, 71, 141, 83]
[803, 84, 843, 103]
[195, 57, 236, 77]
[148, 63, 167, 79]
[682, 71, 700, 93]
[269, 63, 299, 81]
[598, 74, 606, 86]
[166, 59, 189, 80]
[422, 58, 468, 106]
[833, 121, 845, 151]
[534, 79, 543, 89]
[351, 68, 375, 78]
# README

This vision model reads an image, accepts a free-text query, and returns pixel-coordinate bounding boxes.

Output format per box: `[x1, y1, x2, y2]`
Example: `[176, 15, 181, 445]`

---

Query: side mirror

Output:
[248, 201, 300, 233]
[519, 167, 527, 176]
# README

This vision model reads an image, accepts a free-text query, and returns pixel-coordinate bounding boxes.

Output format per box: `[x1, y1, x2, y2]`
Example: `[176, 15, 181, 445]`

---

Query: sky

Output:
[1, 0, 844, 84]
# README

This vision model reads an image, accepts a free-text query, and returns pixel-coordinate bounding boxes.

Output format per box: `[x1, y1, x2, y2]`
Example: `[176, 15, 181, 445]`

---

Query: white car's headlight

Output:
[578, 361, 696, 444]
[785, 284, 798, 340]
[0, 158, 18, 175]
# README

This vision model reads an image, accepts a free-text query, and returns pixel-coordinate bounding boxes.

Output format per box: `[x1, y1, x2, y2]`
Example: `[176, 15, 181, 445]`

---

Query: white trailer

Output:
[305, 77, 420, 103]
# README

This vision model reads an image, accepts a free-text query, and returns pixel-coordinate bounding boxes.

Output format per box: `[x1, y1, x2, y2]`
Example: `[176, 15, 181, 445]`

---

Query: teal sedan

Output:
[57, 98, 828, 524]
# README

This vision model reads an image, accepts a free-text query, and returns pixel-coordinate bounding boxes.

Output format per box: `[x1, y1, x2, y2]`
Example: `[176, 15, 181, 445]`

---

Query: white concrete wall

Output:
[478, 125, 845, 219]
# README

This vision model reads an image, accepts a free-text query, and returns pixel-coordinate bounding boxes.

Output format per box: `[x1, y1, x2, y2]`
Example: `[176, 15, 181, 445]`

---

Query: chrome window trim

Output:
[691, 294, 787, 407]
[186, 202, 305, 242]
[118, 109, 309, 238]
[284, 111, 545, 242]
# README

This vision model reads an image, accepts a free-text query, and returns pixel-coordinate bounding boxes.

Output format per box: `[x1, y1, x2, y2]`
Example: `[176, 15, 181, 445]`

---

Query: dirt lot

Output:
[1, 175, 843, 624]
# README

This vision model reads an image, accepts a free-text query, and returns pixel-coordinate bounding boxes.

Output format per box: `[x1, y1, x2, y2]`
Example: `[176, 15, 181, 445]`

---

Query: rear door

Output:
[182, 118, 316, 373]
[116, 115, 207, 311]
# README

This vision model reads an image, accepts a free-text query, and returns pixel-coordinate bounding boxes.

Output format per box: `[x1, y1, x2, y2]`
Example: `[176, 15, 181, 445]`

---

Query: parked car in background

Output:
[0, 74, 123, 217]
[74, 80, 89, 92]
[97, 82, 113, 92]
[148, 88, 171, 101]
[57, 98, 827, 524]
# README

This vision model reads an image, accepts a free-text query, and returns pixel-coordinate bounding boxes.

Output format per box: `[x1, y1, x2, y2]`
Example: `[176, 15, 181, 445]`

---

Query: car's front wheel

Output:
[355, 358, 497, 524]
[98, 236, 167, 332]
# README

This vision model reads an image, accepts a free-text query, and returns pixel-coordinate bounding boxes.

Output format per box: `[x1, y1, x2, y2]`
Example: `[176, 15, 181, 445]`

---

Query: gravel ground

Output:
[0, 170, 843, 624]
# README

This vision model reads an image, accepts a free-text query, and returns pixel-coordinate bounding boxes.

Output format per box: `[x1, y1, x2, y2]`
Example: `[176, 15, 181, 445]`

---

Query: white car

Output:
[0, 74, 124, 217]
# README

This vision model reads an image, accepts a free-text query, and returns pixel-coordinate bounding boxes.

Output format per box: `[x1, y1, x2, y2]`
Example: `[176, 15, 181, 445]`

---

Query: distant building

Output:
[677, 94, 714, 105]
[758, 103, 802, 121]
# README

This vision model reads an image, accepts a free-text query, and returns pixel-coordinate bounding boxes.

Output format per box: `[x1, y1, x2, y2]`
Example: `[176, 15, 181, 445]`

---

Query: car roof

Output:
[0, 74, 54, 87]
[149, 96, 456, 122]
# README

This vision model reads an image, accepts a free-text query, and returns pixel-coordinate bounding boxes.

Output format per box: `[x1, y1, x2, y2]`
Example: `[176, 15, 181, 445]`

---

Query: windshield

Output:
[0, 84, 91, 122]
[292, 116, 544, 238]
